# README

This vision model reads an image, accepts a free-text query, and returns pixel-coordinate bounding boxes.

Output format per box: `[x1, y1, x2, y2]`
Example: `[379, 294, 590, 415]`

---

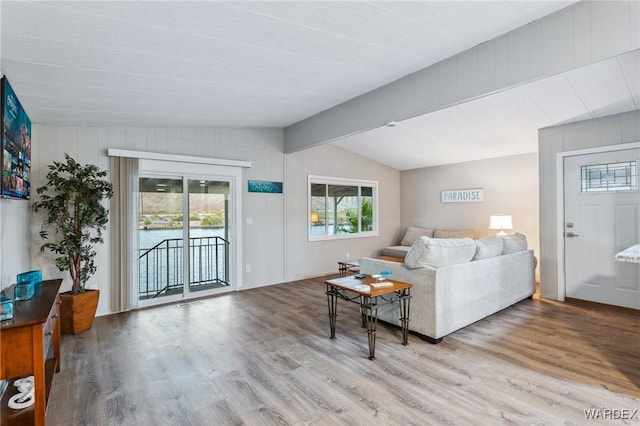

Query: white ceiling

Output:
[3, 1, 637, 171]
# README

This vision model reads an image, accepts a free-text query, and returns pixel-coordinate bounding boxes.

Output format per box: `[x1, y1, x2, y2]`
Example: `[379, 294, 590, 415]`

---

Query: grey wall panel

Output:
[457, 49, 480, 102]
[542, 7, 575, 75]
[538, 110, 640, 301]
[591, 1, 632, 59]
[27, 124, 286, 316]
[413, 65, 440, 115]
[632, 1, 640, 50]
[283, 144, 400, 281]
[507, 21, 543, 85]
[400, 153, 540, 279]
[438, 57, 459, 107]
[572, 1, 593, 66]
[477, 41, 498, 95]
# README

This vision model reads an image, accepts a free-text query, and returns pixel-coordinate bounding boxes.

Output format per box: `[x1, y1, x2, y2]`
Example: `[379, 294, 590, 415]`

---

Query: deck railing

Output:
[139, 236, 230, 299]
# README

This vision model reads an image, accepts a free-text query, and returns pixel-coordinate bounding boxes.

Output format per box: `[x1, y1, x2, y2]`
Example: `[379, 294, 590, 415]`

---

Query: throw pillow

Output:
[434, 229, 475, 239]
[405, 237, 477, 268]
[500, 232, 528, 254]
[400, 226, 435, 246]
[472, 235, 504, 260]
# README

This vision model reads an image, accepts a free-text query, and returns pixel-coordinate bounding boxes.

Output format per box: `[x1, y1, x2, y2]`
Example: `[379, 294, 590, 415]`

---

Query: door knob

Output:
[565, 232, 579, 238]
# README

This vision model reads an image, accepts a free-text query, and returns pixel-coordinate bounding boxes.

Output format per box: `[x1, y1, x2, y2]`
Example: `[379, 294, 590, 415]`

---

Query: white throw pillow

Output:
[405, 237, 477, 268]
[400, 226, 435, 246]
[500, 232, 528, 254]
[472, 235, 504, 260]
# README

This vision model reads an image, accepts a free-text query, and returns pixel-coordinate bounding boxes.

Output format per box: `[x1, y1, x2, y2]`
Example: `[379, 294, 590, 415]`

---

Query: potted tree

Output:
[32, 153, 113, 334]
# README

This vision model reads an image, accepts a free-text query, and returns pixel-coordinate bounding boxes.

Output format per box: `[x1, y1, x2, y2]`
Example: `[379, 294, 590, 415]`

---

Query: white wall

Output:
[538, 110, 640, 300]
[16, 125, 402, 315]
[284, 144, 401, 280]
[400, 153, 540, 275]
[0, 199, 31, 290]
[29, 125, 285, 315]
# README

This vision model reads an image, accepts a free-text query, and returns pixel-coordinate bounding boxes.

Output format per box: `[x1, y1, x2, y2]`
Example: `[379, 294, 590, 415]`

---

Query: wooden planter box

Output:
[59, 289, 100, 335]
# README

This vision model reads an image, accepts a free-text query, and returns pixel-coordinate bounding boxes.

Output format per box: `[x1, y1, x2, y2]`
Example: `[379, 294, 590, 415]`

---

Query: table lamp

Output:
[489, 214, 513, 236]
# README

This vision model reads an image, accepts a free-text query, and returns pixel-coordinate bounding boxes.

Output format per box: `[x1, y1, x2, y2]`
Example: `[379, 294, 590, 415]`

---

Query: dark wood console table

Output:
[1, 279, 62, 426]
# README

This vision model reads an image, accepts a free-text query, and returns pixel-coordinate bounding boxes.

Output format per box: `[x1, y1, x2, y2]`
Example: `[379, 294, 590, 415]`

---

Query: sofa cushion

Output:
[405, 237, 477, 268]
[381, 245, 411, 258]
[433, 229, 474, 239]
[400, 226, 435, 246]
[500, 232, 528, 254]
[472, 235, 504, 260]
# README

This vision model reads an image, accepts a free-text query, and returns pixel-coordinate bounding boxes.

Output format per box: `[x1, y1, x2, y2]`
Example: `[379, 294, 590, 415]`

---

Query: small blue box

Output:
[0, 295, 13, 321]
[14, 281, 35, 301]
[14, 270, 41, 301]
[17, 270, 42, 284]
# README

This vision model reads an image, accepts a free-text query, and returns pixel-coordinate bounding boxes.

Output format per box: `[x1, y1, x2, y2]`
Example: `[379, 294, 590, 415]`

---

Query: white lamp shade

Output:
[489, 215, 513, 231]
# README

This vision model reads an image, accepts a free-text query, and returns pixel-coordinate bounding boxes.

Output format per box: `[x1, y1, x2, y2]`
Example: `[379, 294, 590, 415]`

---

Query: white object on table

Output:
[614, 244, 640, 263]
[8, 376, 35, 409]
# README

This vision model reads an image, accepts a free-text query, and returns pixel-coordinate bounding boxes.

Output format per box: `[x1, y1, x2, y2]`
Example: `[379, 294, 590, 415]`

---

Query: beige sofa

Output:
[381, 226, 474, 258]
[360, 232, 535, 343]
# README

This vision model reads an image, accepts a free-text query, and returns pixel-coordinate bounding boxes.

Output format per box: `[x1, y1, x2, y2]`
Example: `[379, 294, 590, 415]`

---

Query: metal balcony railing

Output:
[139, 236, 230, 300]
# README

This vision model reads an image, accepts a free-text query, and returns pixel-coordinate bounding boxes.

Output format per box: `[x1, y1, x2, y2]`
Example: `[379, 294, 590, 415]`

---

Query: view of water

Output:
[138, 227, 229, 299]
[139, 227, 226, 250]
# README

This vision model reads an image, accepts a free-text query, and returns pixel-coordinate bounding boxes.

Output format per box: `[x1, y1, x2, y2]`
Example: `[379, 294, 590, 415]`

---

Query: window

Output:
[308, 175, 378, 241]
[580, 161, 637, 193]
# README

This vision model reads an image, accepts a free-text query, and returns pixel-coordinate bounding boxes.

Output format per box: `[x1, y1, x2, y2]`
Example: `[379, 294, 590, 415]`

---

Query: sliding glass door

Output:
[138, 176, 184, 301]
[137, 172, 234, 306]
[187, 179, 230, 294]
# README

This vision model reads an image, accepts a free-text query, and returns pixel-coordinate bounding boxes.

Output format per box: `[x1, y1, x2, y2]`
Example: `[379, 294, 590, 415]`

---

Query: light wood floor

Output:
[46, 275, 640, 425]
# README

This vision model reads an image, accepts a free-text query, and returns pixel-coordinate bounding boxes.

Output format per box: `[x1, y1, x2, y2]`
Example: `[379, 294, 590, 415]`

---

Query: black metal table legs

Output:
[325, 284, 411, 360]
[399, 289, 411, 346]
[362, 296, 378, 360]
[327, 284, 337, 339]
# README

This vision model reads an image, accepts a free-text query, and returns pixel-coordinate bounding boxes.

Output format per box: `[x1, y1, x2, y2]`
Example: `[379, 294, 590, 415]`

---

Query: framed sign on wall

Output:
[441, 188, 484, 203]
[248, 180, 283, 193]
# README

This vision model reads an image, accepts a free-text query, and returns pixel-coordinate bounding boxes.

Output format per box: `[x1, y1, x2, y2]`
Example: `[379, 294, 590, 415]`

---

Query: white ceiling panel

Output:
[1, 0, 579, 129]
[520, 74, 593, 125]
[3, 0, 637, 170]
[566, 56, 637, 118]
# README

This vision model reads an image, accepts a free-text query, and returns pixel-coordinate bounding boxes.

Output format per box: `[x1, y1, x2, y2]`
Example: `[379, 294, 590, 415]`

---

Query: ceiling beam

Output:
[284, 0, 639, 153]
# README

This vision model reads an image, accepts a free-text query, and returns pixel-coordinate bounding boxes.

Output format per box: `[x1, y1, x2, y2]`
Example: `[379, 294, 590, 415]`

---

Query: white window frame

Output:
[308, 175, 379, 242]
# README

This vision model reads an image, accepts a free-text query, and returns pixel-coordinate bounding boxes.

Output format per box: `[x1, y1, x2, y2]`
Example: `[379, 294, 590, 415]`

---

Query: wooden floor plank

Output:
[44, 276, 639, 425]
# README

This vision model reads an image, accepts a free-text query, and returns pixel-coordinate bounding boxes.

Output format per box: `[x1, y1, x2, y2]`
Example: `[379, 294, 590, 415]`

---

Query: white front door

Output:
[564, 148, 640, 309]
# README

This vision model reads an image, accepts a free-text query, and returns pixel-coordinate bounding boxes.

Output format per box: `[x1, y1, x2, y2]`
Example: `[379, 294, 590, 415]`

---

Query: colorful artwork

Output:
[2, 77, 31, 200]
[248, 180, 283, 194]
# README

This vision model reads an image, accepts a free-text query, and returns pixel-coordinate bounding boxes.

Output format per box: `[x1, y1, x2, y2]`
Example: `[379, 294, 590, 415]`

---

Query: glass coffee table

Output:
[323, 275, 412, 360]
